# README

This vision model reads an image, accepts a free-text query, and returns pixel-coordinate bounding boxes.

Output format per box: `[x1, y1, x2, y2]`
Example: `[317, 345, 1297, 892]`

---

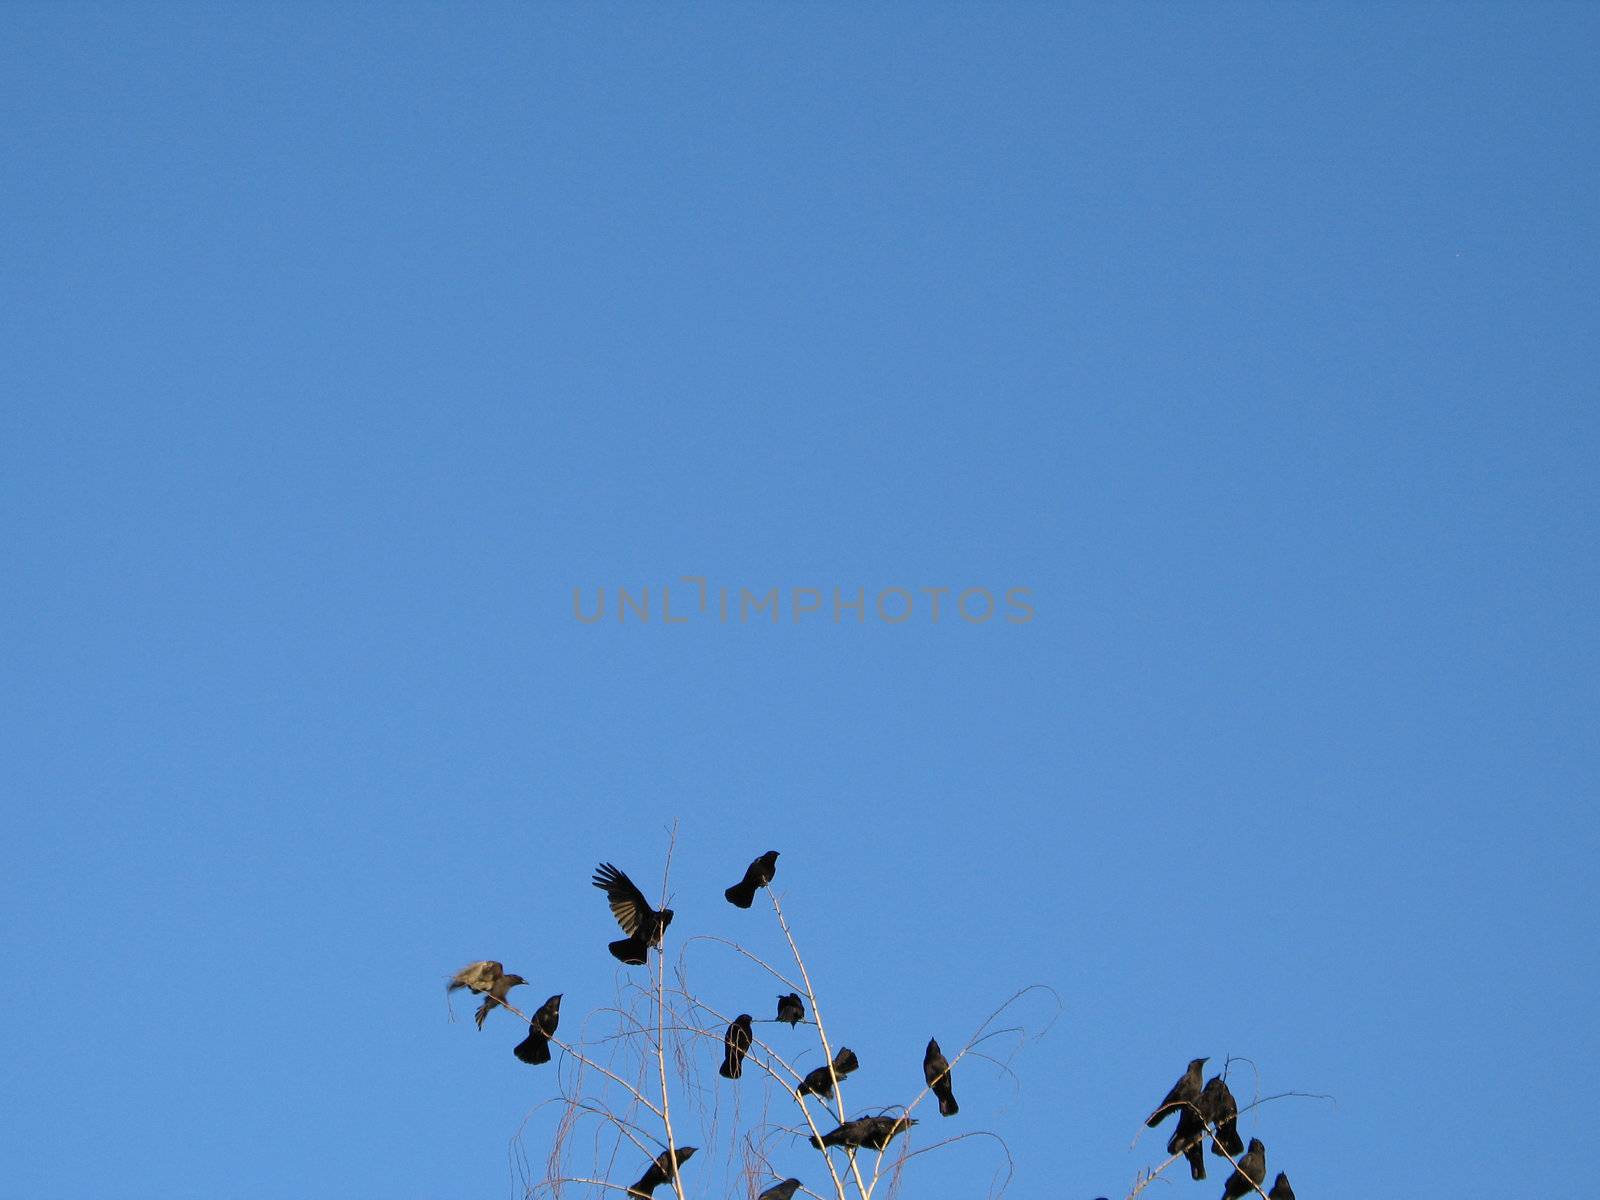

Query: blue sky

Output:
[2, 4, 1595, 1198]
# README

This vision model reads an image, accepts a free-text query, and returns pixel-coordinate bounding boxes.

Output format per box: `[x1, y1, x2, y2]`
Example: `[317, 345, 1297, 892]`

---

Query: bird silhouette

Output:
[592, 862, 674, 964]
[1146, 1057, 1207, 1127]
[796, 1046, 859, 1098]
[725, 850, 780, 907]
[1266, 1172, 1294, 1200]
[1220, 1139, 1266, 1200]
[757, 1179, 802, 1200]
[719, 1014, 754, 1079]
[626, 1146, 697, 1199]
[1201, 1075, 1243, 1157]
[513, 994, 562, 1065]
[776, 993, 805, 1027]
[923, 1038, 959, 1116]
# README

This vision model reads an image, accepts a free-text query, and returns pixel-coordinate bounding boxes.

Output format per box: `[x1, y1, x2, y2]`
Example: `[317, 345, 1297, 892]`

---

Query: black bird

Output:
[796, 1046, 859, 1098]
[1167, 1103, 1207, 1181]
[776, 992, 805, 1026]
[719, 1013, 754, 1079]
[592, 862, 675, 965]
[923, 1038, 959, 1116]
[757, 1179, 802, 1200]
[810, 1114, 915, 1152]
[1220, 1139, 1266, 1200]
[1201, 1075, 1244, 1157]
[473, 972, 527, 1029]
[626, 1146, 698, 1199]
[1266, 1173, 1294, 1200]
[1146, 1057, 1208, 1127]
[448, 960, 505, 994]
[725, 850, 780, 907]
[514, 993, 563, 1065]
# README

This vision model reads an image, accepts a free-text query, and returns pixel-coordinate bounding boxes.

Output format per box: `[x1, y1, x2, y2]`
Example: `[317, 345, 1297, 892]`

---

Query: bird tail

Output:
[515, 1035, 551, 1065]
[1184, 1144, 1205, 1181]
[474, 997, 495, 1029]
[808, 1135, 825, 1149]
[609, 936, 648, 965]
[719, 1058, 742, 1080]
[834, 1048, 859, 1074]
[725, 883, 756, 908]
[938, 1093, 958, 1117]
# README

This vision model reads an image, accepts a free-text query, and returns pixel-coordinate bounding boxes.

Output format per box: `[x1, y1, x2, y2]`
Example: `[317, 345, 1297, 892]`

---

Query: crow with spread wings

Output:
[592, 862, 675, 965]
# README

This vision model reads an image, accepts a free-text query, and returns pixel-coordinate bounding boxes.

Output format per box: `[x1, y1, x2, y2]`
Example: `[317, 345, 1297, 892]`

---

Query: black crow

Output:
[923, 1038, 958, 1116]
[725, 850, 780, 908]
[719, 1013, 754, 1079]
[513, 994, 563, 1065]
[592, 862, 674, 965]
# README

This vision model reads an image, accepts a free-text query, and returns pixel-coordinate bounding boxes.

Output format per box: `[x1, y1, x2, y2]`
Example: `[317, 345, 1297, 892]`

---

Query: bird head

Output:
[659, 909, 675, 929]
[505, 975, 528, 987]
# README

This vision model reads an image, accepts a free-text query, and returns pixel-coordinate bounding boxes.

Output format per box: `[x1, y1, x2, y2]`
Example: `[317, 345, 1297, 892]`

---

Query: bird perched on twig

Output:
[473, 972, 527, 1029]
[796, 1046, 859, 1098]
[923, 1038, 959, 1116]
[514, 994, 563, 1065]
[626, 1146, 697, 1198]
[776, 992, 805, 1026]
[810, 1114, 916, 1152]
[1266, 1172, 1294, 1200]
[725, 850, 779, 907]
[592, 862, 674, 965]
[719, 1013, 754, 1079]
[1146, 1057, 1208, 1127]
[1201, 1075, 1243, 1157]
[1167, 1102, 1207, 1181]
[757, 1179, 801, 1200]
[1220, 1139, 1266, 1200]
[447, 961, 505, 994]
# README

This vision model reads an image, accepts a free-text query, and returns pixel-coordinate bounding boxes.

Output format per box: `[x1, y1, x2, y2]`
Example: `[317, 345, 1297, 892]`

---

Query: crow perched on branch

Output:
[776, 993, 805, 1027]
[626, 1146, 697, 1198]
[725, 850, 779, 908]
[796, 1046, 859, 1098]
[473, 972, 526, 1029]
[1267, 1173, 1295, 1200]
[1220, 1139, 1266, 1200]
[1167, 1103, 1207, 1181]
[923, 1038, 959, 1116]
[592, 862, 674, 965]
[719, 1013, 754, 1079]
[1201, 1075, 1243, 1157]
[513, 994, 563, 1065]
[757, 1179, 802, 1200]
[810, 1114, 916, 1152]
[1146, 1057, 1208, 1127]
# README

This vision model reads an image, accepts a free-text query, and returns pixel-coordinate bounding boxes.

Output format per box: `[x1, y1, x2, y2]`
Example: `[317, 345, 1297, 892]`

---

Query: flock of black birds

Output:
[1144, 1057, 1296, 1200]
[447, 851, 962, 1200]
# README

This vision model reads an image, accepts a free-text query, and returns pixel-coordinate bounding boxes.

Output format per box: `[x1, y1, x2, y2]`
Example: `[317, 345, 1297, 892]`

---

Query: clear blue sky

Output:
[3, 4, 1595, 1198]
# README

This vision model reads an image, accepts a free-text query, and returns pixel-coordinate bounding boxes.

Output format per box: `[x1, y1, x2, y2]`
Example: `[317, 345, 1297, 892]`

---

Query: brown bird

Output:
[796, 1046, 859, 1098]
[447, 960, 505, 994]
[474, 972, 527, 1029]
[1146, 1056, 1208, 1127]
[923, 1038, 959, 1116]
[719, 1013, 754, 1079]
[725, 850, 779, 907]
[626, 1146, 697, 1198]
[1201, 1075, 1244, 1157]
[513, 993, 563, 1065]
[776, 992, 805, 1026]
[592, 862, 674, 965]
[1267, 1173, 1294, 1200]
[1220, 1138, 1266, 1200]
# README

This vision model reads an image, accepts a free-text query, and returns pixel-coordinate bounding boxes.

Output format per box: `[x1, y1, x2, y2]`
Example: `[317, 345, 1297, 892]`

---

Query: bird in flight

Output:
[923, 1038, 959, 1116]
[592, 862, 674, 964]
[513, 994, 563, 1065]
[719, 1013, 754, 1079]
[776, 992, 805, 1027]
[725, 850, 780, 907]
[796, 1046, 859, 1098]
[1146, 1057, 1207, 1127]
[626, 1146, 697, 1198]
[447, 960, 505, 994]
